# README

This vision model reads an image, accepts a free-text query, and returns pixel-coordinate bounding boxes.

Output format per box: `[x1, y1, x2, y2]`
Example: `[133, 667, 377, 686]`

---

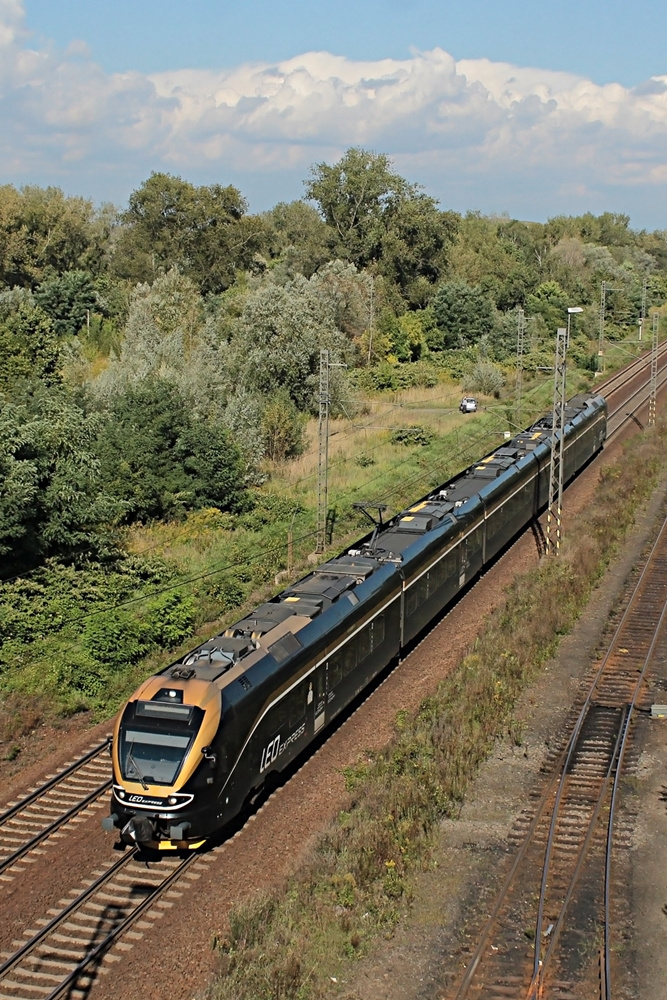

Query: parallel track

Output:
[451, 509, 667, 1000]
[0, 742, 111, 880]
[0, 847, 196, 1000]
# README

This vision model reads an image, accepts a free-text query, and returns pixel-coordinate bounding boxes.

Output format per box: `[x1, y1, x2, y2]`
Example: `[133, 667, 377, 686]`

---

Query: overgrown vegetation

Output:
[207, 419, 667, 1000]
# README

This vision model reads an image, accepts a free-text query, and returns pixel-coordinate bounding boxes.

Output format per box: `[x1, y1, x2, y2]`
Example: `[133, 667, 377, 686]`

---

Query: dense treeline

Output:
[1, 149, 666, 578]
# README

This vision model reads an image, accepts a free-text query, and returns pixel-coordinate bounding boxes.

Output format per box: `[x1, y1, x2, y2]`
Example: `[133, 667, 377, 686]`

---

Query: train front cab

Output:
[107, 675, 223, 850]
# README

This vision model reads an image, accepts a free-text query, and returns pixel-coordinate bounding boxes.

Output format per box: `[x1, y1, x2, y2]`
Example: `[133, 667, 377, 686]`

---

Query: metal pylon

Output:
[598, 281, 606, 373]
[316, 349, 330, 553]
[649, 313, 659, 427]
[545, 327, 567, 556]
[516, 306, 525, 428]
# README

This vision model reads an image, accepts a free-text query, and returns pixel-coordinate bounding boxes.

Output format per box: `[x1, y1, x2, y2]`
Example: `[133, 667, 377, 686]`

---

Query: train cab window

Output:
[119, 703, 204, 786]
[121, 728, 193, 785]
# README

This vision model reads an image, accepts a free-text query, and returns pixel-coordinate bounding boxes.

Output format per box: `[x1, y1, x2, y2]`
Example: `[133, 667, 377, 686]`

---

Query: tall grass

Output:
[209, 419, 667, 1000]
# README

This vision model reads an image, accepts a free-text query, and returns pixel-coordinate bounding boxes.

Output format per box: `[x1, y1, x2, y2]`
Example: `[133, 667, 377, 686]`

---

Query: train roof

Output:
[152, 392, 605, 691]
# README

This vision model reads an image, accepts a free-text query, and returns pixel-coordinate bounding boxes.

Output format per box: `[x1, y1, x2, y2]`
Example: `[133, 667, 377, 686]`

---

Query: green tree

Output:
[264, 201, 333, 278]
[0, 185, 107, 288]
[229, 275, 349, 411]
[305, 148, 457, 301]
[0, 389, 122, 575]
[525, 280, 570, 332]
[0, 301, 61, 395]
[112, 173, 267, 294]
[35, 270, 97, 337]
[96, 379, 248, 523]
[430, 281, 495, 349]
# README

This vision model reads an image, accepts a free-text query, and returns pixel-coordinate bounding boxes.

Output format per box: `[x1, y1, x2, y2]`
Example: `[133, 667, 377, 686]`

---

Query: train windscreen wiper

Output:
[126, 741, 150, 791]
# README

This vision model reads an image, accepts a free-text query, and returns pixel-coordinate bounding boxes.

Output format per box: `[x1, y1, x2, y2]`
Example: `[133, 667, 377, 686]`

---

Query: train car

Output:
[103, 393, 607, 849]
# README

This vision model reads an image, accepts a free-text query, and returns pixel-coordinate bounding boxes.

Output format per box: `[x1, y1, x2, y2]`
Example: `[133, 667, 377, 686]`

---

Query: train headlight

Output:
[118, 789, 126, 799]
[168, 796, 178, 805]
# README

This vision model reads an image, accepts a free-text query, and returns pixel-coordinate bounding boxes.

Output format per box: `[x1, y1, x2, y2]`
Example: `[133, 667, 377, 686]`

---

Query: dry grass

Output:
[208, 418, 667, 1000]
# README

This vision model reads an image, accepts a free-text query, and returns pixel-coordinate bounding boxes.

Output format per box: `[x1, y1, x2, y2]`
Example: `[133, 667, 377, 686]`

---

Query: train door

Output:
[459, 537, 469, 588]
[313, 665, 326, 734]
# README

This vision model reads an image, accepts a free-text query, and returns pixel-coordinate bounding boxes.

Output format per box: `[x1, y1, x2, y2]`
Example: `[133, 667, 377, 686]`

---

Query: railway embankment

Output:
[202, 419, 667, 999]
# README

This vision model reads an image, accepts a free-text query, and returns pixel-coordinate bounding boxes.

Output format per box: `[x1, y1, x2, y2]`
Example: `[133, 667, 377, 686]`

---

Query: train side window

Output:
[272, 695, 289, 733]
[288, 685, 307, 727]
[357, 625, 372, 662]
[343, 643, 357, 675]
[328, 650, 344, 688]
[406, 584, 420, 617]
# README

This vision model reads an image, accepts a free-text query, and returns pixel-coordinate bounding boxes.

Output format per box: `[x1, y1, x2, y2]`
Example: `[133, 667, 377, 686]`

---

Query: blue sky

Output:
[24, 0, 667, 87]
[2, 1, 667, 227]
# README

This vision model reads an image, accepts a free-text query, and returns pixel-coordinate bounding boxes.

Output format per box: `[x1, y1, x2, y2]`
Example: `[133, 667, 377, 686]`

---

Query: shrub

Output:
[463, 360, 506, 396]
[82, 609, 151, 668]
[144, 592, 196, 648]
[262, 391, 306, 461]
[390, 425, 435, 447]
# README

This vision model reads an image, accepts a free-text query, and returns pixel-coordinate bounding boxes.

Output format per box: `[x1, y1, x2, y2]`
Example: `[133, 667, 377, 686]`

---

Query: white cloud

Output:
[1, 2, 667, 223]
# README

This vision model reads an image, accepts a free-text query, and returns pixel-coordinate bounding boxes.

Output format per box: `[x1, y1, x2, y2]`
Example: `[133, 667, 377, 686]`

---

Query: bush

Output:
[349, 359, 439, 393]
[463, 360, 506, 396]
[390, 425, 435, 447]
[262, 391, 306, 461]
[82, 609, 151, 668]
[144, 592, 196, 648]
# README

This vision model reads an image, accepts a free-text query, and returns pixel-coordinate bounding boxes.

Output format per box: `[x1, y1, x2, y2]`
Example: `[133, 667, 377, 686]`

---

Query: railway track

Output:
[0, 742, 112, 881]
[0, 847, 198, 1000]
[450, 506, 667, 1000]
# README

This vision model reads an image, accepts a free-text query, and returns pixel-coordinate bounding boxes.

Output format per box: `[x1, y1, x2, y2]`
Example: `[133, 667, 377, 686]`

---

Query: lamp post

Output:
[567, 305, 583, 347]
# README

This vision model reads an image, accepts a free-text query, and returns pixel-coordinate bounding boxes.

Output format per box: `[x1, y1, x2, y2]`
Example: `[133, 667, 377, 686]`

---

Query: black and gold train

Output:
[103, 393, 607, 849]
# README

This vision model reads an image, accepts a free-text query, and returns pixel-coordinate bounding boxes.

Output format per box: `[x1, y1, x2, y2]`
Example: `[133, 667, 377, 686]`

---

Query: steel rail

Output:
[530, 512, 667, 993]
[0, 776, 112, 875]
[596, 340, 667, 396]
[607, 365, 667, 426]
[0, 849, 136, 980]
[453, 511, 667, 1000]
[602, 559, 667, 1000]
[528, 707, 628, 999]
[0, 738, 110, 826]
[43, 853, 197, 1000]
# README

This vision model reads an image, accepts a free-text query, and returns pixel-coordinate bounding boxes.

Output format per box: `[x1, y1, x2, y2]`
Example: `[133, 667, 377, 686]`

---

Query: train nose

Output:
[121, 816, 155, 844]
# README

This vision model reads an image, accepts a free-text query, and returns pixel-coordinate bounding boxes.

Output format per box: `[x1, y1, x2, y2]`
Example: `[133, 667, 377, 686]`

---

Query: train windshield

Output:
[120, 728, 195, 785]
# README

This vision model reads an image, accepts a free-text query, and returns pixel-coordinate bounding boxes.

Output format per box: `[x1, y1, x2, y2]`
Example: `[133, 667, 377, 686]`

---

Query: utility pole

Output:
[545, 327, 567, 556]
[316, 349, 331, 554]
[649, 312, 659, 427]
[516, 306, 525, 428]
[598, 281, 607, 373]
[545, 308, 581, 556]
[367, 275, 375, 365]
[639, 276, 648, 341]
[315, 350, 346, 554]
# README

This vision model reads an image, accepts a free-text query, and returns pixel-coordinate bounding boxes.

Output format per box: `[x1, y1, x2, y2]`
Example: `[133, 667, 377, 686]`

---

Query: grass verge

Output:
[208, 418, 667, 1000]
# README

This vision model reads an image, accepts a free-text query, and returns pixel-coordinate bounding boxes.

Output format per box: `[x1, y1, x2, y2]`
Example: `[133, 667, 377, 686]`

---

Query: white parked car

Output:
[459, 397, 478, 413]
